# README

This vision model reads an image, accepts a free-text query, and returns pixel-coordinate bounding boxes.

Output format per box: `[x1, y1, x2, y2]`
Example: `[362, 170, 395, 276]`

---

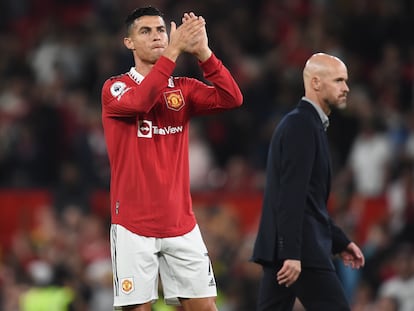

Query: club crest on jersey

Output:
[120, 277, 134, 294]
[164, 90, 185, 111]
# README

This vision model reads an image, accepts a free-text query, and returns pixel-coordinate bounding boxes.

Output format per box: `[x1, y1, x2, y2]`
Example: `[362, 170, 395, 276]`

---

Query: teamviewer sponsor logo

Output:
[138, 120, 152, 138]
[137, 119, 183, 138]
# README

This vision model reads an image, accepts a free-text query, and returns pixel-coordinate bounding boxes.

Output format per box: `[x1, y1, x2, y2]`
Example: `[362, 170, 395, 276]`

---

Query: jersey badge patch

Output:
[121, 277, 134, 294]
[164, 90, 185, 111]
[110, 81, 130, 100]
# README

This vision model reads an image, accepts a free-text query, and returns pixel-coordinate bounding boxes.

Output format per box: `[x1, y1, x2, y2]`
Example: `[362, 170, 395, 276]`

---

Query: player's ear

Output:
[124, 37, 134, 50]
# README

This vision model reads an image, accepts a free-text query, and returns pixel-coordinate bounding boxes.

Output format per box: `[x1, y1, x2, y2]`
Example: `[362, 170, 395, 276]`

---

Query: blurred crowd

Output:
[0, 0, 414, 310]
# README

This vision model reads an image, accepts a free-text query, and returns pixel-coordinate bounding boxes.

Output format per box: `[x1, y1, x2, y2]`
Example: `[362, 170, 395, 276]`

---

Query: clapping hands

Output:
[167, 12, 212, 62]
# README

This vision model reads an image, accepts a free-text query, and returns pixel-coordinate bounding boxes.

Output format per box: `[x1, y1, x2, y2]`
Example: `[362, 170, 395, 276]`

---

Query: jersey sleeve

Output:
[187, 53, 243, 115]
[101, 56, 176, 117]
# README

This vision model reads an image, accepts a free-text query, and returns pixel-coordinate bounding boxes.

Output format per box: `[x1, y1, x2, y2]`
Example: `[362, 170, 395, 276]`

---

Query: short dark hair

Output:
[125, 6, 164, 35]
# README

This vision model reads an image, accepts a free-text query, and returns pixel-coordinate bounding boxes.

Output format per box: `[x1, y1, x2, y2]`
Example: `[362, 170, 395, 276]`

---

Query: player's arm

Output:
[178, 12, 242, 114]
[102, 57, 175, 117]
[185, 54, 243, 115]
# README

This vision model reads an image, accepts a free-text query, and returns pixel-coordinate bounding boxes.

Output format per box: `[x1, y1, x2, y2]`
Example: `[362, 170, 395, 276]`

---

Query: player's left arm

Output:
[185, 54, 243, 115]
[181, 12, 242, 114]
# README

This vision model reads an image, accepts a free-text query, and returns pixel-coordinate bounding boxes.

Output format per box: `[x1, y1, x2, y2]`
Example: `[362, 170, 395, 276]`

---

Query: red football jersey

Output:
[101, 54, 243, 237]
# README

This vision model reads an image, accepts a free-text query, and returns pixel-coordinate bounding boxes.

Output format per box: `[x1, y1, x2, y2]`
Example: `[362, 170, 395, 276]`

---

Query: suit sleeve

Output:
[276, 116, 315, 260]
[101, 56, 176, 117]
[187, 53, 243, 115]
[330, 219, 351, 254]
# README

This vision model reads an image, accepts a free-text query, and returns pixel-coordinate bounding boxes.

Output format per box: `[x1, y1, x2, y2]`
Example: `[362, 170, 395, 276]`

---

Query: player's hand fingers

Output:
[170, 21, 176, 35]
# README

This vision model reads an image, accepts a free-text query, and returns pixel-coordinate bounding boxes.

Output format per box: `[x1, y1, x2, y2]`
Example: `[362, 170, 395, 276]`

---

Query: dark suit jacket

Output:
[252, 99, 350, 270]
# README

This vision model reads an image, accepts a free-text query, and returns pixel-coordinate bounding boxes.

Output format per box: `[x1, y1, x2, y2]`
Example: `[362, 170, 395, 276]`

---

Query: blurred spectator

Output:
[221, 155, 263, 192]
[373, 296, 400, 311]
[19, 260, 75, 311]
[189, 120, 215, 190]
[347, 115, 392, 198]
[351, 280, 376, 311]
[339, 111, 392, 245]
[53, 161, 90, 217]
[386, 159, 414, 239]
[377, 243, 414, 311]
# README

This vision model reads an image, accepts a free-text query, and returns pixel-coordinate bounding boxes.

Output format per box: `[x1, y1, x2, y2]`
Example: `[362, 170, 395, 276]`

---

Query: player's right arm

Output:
[101, 56, 176, 117]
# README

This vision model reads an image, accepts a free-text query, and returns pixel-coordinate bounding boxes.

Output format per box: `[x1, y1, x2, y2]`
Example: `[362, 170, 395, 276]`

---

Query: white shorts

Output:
[110, 224, 217, 307]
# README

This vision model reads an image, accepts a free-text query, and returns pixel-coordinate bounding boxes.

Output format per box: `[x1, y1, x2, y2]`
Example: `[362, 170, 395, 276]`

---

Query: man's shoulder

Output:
[277, 107, 316, 134]
[102, 72, 132, 92]
[285, 106, 313, 123]
[107, 72, 130, 82]
[172, 76, 195, 83]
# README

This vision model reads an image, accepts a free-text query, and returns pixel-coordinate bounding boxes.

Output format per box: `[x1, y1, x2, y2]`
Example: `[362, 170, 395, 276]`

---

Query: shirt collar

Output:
[128, 67, 175, 87]
[302, 97, 329, 131]
[128, 67, 144, 84]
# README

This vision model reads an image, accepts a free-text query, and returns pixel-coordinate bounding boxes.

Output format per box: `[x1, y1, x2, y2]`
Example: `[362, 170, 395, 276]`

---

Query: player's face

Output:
[125, 15, 168, 64]
[321, 62, 349, 111]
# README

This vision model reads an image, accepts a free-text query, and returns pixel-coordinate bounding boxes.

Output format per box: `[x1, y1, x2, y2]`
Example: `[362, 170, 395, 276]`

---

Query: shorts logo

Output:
[164, 90, 185, 111]
[121, 277, 134, 294]
[138, 120, 152, 138]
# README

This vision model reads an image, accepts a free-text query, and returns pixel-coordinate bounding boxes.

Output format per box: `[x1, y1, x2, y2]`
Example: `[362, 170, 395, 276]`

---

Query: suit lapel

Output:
[297, 100, 332, 198]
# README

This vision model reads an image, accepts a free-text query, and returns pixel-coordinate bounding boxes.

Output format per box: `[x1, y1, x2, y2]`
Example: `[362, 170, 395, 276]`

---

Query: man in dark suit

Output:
[251, 53, 365, 311]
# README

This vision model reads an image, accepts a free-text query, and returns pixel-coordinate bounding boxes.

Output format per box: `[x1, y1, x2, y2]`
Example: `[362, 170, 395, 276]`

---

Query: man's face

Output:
[321, 63, 349, 111]
[124, 15, 168, 64]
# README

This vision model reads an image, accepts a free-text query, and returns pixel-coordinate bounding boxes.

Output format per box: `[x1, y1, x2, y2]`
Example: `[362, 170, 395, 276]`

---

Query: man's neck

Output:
[134, 65, 153, 77]
[134, 58, 157, 77]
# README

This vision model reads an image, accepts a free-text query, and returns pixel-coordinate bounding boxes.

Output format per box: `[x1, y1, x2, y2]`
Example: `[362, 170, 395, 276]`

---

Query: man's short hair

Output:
[125, 6, 164, 35]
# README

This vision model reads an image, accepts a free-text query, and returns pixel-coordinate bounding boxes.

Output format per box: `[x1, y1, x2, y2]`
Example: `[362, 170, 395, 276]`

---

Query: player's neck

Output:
[134, 59, 156, 77]
[134, 64, 153, 77]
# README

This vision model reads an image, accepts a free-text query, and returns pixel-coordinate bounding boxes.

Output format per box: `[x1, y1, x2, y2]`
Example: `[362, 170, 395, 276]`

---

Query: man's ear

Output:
[124, 37, 134, 50]
[312, 76, 320, 91]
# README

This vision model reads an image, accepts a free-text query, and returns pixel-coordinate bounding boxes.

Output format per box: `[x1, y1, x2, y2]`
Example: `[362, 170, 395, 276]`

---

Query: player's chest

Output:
[136, 89, 189, 138]
[152, 88, 189, 121]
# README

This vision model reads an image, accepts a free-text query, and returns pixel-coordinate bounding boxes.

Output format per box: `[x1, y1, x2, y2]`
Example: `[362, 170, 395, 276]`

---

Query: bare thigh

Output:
[121, 302, 152, 311]
[180, 297, 218, 311]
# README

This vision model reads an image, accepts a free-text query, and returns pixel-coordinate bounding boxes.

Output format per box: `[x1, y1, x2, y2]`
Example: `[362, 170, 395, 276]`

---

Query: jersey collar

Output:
[128, 67, 175, 88]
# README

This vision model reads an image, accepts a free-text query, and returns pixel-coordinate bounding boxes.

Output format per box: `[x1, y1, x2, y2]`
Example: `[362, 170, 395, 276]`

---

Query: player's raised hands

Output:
[181, 12, 212, 61]
[164, 12, 212, 62]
